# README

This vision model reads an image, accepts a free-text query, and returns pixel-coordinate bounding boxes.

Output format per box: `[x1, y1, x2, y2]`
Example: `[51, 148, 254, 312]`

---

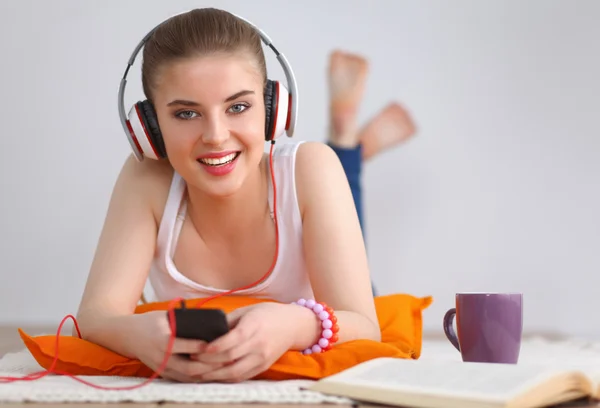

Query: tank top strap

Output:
[267, 141, 304, 232]
[156, 171, 187, 255]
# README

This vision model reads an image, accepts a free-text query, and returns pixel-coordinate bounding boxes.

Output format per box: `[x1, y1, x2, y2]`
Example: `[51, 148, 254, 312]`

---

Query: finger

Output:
[168, 354, 225, 378]
[226, 308, 245, 327]
[223, 363, 271, 384]
[158, 368, 202, 383]
[196, 335, 254, 364]
[189, 353, 228, 364]
[200, 353, 264, 383]
[204, 318, 257, 355]
[150, 359, 202, 383]
[167, 338, 207, 355]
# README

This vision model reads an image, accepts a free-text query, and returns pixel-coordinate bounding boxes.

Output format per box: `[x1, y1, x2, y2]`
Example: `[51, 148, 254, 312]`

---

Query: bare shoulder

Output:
[294, 141, 348, 216]
[116, 154, 174, 224]
[295, 141, 340, 163]
[295, 141, 346, 179]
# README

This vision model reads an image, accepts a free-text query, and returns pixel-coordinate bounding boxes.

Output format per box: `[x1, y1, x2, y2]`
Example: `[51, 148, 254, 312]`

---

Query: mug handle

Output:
[443, 308, 460, 351]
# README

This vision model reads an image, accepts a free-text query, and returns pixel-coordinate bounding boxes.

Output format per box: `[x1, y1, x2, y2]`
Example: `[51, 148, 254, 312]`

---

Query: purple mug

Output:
[443, 293, 523, 364]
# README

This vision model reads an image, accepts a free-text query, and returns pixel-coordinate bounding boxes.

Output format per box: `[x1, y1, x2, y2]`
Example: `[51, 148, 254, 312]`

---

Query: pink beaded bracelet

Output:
[292, 298, 339, 354]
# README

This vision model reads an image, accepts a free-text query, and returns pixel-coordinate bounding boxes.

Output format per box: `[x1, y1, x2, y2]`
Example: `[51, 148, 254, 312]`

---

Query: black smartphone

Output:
[167, 307, 230, 343]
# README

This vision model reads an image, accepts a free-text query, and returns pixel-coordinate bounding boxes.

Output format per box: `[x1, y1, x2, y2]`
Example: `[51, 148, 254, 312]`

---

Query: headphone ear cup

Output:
[138, 101, 167, 158]
[265, 81, 291, 140]
[126, 100, 166, 160]
[264, 80, 275, 141]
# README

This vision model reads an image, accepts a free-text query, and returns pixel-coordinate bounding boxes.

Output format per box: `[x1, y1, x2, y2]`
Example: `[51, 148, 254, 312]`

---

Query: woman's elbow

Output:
[367, 319, 382, 342]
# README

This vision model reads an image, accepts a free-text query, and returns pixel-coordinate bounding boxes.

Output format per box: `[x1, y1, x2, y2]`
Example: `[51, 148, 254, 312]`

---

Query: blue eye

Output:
[229, 103, 250, 114]
[175, 110, 198, 120]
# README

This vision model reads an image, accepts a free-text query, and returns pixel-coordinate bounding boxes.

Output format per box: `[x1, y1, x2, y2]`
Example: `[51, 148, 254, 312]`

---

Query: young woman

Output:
[74, 8, 415, 384]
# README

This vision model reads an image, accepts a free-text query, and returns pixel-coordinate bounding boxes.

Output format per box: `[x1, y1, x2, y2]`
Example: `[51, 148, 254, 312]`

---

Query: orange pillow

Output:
[18, 294, 432, 380]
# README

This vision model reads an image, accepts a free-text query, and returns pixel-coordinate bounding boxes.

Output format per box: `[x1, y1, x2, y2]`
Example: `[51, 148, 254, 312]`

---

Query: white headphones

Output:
[117, 10, 299, 161]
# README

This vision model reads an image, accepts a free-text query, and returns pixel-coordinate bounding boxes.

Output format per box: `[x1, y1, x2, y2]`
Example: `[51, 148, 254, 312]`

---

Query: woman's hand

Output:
[193, 303, 318, 383]
[127, 311, 225, 383]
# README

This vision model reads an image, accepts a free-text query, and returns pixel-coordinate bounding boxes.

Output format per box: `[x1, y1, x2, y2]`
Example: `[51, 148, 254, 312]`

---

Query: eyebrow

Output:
[166, 90, 255, 107]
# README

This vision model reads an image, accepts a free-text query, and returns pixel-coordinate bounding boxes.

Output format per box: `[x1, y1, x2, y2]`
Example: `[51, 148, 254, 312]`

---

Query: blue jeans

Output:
[328, 143, 377, 296]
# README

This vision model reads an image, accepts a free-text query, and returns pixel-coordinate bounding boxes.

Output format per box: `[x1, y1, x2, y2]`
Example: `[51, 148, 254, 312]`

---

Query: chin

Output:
[190, 150, 251, 198]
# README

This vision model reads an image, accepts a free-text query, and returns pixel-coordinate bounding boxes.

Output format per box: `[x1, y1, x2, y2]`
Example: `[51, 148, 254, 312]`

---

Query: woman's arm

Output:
[73, 154, 163, 357]
[294, 141, 381, 346]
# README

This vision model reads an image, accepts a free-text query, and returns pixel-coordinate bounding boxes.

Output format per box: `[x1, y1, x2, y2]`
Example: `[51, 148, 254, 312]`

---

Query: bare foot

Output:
[328, 50, 369, 148]
[359, 102, 417, 160]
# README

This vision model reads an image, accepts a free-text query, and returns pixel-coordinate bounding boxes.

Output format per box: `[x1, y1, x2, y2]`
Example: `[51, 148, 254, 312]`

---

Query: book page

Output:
[514, 359, 600, 397]
[315, 357, 564, 401]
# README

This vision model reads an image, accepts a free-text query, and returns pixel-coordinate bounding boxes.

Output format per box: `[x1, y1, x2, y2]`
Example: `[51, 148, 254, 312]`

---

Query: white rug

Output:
[0, 348, 352, 404]
[1, 337, 600, 403]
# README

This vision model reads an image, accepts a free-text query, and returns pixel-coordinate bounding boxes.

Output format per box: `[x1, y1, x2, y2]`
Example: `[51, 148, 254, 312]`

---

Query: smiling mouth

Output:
[197, 152, 241, 166]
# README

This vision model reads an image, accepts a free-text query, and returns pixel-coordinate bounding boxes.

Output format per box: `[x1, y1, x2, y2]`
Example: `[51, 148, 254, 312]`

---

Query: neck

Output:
[186, 157, 272, 242]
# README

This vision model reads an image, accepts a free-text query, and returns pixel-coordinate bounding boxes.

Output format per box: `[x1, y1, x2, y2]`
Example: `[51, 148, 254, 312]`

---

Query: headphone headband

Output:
[117, 10, 298, 161]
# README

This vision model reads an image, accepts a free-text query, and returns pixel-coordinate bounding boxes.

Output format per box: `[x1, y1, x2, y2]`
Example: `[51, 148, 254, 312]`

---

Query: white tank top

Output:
[142, 141, 315, 304]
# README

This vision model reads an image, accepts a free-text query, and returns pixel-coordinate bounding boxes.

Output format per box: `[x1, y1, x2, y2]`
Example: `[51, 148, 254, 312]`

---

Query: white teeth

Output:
[198, 153, 237, 166]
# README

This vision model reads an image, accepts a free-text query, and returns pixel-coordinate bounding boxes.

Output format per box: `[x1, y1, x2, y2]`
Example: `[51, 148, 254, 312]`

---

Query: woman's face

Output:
[152, 52, 266, 198]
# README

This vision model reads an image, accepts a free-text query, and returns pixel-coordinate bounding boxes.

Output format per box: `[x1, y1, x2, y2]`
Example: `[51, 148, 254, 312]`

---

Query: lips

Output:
[197, 151, 241, 166]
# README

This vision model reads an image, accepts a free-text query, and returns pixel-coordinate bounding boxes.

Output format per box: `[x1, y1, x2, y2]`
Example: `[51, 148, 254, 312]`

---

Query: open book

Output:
[308, 357, 599, 408]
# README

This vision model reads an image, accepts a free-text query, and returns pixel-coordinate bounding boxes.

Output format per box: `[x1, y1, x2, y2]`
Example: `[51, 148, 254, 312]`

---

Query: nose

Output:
[201, 113, 229, 146]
